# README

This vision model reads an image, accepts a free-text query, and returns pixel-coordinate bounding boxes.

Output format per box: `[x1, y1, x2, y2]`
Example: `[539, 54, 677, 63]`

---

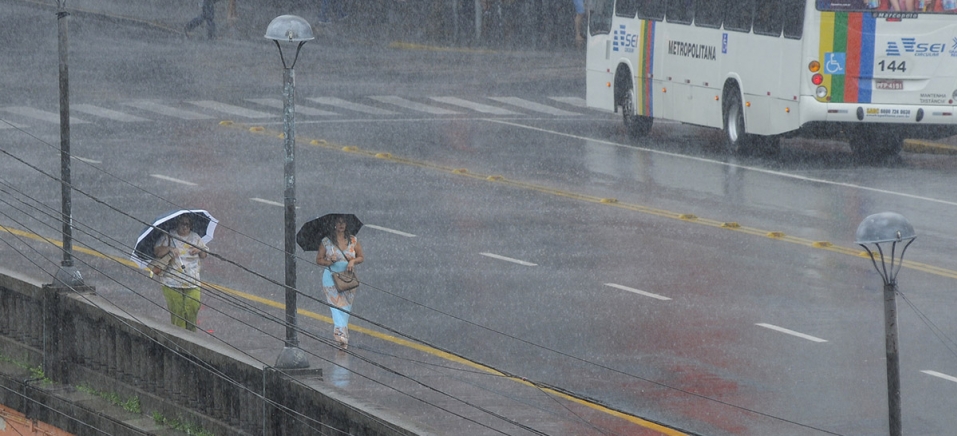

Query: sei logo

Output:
[612, 25, 638, 53]
[886, 38, 946, 57]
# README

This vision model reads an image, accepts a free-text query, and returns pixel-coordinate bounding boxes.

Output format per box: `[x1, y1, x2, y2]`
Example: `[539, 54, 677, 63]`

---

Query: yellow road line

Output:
[0, 222, 684, 434]
[229, 122, 957, 281]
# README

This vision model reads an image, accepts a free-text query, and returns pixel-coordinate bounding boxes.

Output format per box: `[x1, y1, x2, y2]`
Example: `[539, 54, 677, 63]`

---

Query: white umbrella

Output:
[130, 209, 217, 269]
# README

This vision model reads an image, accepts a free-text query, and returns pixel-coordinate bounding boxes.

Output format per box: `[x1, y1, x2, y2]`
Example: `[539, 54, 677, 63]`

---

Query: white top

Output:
[154, 232, 207, 289]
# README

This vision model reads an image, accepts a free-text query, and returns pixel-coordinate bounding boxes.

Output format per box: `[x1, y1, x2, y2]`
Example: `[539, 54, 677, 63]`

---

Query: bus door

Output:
[586, 0, 617, 111]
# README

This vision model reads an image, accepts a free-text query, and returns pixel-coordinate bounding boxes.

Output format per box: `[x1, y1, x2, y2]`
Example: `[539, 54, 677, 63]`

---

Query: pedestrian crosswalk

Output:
[0, 96, 594, 129]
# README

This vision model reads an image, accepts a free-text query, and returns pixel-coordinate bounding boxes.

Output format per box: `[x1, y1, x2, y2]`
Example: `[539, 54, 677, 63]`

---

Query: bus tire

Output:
[723, 89, 753, 154]
[622, 87, 652, 139]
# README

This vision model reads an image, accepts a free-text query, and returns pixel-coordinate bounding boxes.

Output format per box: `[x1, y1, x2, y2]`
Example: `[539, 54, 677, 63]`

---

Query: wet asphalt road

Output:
[3, 1, 957, 434]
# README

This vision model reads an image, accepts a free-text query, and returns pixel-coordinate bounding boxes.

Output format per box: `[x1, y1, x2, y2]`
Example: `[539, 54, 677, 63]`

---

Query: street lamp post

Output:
[266, 15, 314, 370]
[53, 0, 84, 289]
[855, 211, 917, 436]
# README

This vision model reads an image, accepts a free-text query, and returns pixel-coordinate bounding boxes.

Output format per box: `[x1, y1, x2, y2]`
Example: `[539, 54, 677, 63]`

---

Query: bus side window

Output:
[617, 0, 640, 18]
[724, 0, 754, 33]
[638, 0, 666, 20]
[694, 0, 725, 28]
[590, 0, 615, 35]
[666, 0, 694, 24]
[753, 0, 784, 37]
[782, 0, 805, 39]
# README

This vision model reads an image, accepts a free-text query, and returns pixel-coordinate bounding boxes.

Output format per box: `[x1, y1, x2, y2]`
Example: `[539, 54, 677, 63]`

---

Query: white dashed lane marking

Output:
[604, 283, 671, 300]
[370, 96, 461, 115]
[246, 98, 339, 116]
[1, 106, 89, 124]
[430, 96, 521, 115]
[479, 252, 537, 266]
[490, 97, 581, 116]
[756, 323, 828, 343]
[126, 101, 213, 120]
[922, 370, 957, 384]
[73, 104, 151, 122]
[307, 97, 399, 115]
[150, 174, 198, 186]
[189, 100, 275, 119]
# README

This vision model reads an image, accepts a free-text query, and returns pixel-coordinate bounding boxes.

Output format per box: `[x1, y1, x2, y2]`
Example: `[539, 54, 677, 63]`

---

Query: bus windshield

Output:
[817, 0, 957, 13]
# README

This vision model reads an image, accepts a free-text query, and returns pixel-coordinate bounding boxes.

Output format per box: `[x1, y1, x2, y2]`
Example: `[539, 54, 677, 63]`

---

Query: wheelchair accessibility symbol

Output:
[824, 52, 845, 75]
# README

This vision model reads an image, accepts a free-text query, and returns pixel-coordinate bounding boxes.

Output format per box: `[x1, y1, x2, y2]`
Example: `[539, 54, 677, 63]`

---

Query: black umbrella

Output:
[296, 213, 362, 251]
[130, 209, 218, 268]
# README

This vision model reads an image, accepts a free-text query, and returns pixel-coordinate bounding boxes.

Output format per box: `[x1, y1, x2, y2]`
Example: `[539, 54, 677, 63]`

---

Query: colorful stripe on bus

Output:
[637, 19, 655, 117]
[819, 11, 877, 103]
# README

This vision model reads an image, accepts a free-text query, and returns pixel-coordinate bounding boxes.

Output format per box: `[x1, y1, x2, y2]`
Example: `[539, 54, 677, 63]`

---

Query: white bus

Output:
[585, 0, 957, 157]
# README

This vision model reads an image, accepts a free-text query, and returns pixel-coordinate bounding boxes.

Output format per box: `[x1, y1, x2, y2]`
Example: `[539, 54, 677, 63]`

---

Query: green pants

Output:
[162, 286, 201, 331]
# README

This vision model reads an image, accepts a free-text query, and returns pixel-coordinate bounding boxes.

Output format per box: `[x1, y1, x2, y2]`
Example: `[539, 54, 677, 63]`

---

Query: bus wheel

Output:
[622, 88, 652, 139]
[723, 90, 753, 154]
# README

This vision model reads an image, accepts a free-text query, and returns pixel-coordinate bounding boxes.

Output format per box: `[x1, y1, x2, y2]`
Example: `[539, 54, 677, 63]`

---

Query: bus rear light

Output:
[809, 61, 821, 72]
[812, 74, 824, 85]
[815, 86, 828, 98]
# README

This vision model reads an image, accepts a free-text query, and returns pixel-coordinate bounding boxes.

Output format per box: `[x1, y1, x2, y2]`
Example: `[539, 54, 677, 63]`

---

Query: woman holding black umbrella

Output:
[314, 215, 364, 349]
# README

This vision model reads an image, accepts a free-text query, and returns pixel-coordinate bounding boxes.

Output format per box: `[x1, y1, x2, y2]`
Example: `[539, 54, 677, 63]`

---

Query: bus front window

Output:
[590, 0, 615, 35]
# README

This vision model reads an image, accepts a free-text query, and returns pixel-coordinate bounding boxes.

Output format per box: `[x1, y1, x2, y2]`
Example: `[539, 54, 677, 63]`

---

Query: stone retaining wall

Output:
[0, 268, 422, 436]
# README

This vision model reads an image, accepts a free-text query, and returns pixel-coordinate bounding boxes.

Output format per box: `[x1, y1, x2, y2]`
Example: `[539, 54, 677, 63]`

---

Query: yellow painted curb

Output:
[903, 139, 957, 155]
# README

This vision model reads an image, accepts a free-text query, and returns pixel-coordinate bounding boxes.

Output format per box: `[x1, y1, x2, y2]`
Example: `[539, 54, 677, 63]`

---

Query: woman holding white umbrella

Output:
[152, 214, 209, 332]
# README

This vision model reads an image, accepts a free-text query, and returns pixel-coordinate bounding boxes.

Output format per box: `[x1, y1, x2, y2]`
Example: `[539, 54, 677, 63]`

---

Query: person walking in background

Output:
[315, 216, 364, 349]
[318, 0, 348, 24]
[573, 0, 586, 47]
[154, 215, 208, 331]
[185, 0, 221, 39]
[227, 0, 237, 25]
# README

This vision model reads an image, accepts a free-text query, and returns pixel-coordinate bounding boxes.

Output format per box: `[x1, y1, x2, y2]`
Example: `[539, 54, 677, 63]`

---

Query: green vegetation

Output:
[151, 411, 215, 436]
[1, 352, 212, 435]
[0, 351, 51, 384]
[75, 383, 142, 414]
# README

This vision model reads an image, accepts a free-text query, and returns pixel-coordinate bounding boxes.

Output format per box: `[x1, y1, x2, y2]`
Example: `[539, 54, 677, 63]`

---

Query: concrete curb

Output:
[903, 138, 957, 155]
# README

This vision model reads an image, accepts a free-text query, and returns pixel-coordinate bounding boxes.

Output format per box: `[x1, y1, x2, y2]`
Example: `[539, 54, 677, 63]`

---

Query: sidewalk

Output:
[0, 222, 690, 435]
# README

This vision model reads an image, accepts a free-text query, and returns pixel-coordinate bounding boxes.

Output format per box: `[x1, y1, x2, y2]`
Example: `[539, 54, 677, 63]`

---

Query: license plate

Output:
[874, 79, 903, 90]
